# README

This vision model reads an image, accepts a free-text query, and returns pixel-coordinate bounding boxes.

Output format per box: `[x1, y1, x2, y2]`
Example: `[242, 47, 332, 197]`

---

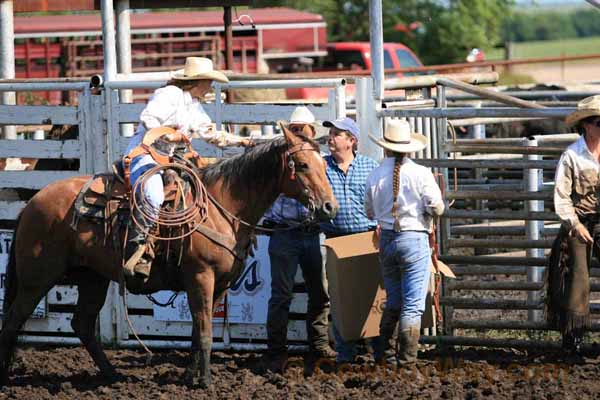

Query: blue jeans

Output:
[130, 155, 164, 211]
[379, 230, 431, 329]
[266, 230, 330, 353]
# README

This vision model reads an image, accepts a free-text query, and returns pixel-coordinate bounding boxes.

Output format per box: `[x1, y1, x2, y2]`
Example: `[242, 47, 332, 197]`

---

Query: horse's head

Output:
[280, 125, 338, 221]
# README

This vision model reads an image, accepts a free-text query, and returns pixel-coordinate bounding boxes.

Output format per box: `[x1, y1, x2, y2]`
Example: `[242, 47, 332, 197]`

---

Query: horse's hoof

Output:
[100, 368, 124, 383]
[184, 370, 212, 389]
[198, 377, 212, 390]
[0, 368, 9, 388]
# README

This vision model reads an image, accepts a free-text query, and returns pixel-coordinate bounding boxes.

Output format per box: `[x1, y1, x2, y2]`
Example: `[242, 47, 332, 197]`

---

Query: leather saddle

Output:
[73, 162, 129, 221]
[73, 161, 191, 223]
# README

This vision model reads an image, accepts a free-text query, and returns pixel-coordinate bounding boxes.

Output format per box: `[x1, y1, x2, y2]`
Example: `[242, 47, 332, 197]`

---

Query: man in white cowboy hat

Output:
[122, 57, 253, 282]
[262, 106, 336, 372]
[548, 95, 600, 352]
[365, 118, 444, 365]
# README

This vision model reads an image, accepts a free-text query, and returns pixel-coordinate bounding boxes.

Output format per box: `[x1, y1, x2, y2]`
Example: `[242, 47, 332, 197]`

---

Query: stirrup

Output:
[124, 244, 146, 276]
[134, 258, 152, 278]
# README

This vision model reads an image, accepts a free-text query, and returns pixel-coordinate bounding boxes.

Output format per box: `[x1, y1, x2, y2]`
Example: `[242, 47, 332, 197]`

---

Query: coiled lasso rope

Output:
[130, 162, 208, 241]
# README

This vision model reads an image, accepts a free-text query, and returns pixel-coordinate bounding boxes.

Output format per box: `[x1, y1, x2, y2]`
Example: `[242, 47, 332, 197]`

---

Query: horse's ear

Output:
[279, 121, 298, 144]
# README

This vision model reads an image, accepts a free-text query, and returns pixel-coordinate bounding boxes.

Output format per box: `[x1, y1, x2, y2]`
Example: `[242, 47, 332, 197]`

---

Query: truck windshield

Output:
[384, 50, 394, 70]
[324, 50, 366, 70]
[395, 49, 422, 76]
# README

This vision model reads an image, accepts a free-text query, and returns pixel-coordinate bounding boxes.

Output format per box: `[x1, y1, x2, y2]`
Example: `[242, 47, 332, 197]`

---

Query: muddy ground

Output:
[1, 345, 600, 399]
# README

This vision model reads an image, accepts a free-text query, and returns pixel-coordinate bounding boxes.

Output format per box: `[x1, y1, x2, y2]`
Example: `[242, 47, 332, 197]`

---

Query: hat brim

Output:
[287, 121, 328, 140]
[566, 109, 600, 127]
[368, 132, 428, 153]
[289, 120, 316, 126]
[171, 69, 229, 83]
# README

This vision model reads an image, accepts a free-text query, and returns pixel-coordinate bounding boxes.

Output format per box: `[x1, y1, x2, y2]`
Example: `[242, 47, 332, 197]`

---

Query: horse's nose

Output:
[321, 201, 337, 219]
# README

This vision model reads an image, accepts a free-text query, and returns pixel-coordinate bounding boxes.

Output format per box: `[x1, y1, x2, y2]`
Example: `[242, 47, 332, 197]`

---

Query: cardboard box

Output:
[325, 231, 452, 342]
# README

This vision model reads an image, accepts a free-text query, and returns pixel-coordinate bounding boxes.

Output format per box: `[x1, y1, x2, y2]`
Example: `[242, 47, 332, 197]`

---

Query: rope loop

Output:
[131, 162, 208, 241]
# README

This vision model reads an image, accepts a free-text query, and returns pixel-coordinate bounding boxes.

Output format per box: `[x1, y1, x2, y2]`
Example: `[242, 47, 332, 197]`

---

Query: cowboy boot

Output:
[398, 325, 420, 365]
[562, 330, 584, 354]
[374, 307, 400, 365]
[124, 208, 154, 281]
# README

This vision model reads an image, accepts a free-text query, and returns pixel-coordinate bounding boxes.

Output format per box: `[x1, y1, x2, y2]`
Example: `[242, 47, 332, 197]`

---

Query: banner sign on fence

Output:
[227, 235, 271, 324]
[152, 235, 271, 324]
[0, 230, 46, 319]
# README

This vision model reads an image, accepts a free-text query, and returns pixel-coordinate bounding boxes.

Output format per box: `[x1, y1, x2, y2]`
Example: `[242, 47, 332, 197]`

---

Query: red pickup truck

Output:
[286, 42, 424, 100]
[324, 42, 423, 75]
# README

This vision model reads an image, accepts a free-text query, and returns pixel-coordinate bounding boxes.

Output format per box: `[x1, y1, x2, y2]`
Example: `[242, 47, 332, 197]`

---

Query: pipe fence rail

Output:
[382, 78, 600, 350]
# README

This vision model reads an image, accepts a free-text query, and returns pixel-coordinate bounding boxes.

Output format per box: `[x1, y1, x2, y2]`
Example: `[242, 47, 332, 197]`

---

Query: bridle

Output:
[283, 140, 322, 214]
[198, 139, 324, 234]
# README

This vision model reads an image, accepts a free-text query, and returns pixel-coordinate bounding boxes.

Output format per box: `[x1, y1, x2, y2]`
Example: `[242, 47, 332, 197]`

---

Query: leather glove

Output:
[571, 223, 593, 244]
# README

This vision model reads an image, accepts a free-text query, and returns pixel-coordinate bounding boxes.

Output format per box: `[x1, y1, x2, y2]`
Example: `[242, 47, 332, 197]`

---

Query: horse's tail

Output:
[2, 215, 20, 319]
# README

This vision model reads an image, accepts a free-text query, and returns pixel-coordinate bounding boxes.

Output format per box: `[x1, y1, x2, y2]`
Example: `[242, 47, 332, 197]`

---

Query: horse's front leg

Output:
[184, 270, 215, 388]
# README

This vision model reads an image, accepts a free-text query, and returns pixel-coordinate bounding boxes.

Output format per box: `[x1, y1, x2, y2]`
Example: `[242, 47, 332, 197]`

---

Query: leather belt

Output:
[269, 221, 320, 234]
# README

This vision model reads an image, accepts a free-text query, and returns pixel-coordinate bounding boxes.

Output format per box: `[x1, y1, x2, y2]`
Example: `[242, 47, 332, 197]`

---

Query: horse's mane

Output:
[201, 135, 319, 190]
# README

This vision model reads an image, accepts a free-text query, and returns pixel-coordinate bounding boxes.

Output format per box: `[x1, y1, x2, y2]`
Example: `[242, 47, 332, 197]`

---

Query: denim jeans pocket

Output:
[391, 234, 428, 265]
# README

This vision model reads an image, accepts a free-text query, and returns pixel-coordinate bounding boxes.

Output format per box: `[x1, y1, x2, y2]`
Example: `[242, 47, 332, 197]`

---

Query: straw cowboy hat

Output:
[289, 106, 316, 125]
[369, 118, 428, 153]
[172, 57, 229, 83]
[565, 95, 600, 127]
[286, 106, 331, 140]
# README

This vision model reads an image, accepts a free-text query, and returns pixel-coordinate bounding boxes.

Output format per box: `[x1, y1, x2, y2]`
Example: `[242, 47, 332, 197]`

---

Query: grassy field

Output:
[487, 35, 600, 60]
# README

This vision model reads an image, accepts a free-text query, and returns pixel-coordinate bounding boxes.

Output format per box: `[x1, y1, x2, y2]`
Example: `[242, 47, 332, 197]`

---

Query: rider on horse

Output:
[122, 57, 253, 281]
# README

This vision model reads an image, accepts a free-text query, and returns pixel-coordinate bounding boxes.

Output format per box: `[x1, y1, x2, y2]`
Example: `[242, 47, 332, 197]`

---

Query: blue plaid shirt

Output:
[263, 195, 310, 224]
[320, 153, 378, 236]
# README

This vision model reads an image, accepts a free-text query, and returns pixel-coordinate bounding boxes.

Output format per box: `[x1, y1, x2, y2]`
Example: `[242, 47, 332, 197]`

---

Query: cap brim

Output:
[566, 109, 600, 127]
[368, 132, 428, 153]
[171, 69, 229, 83]
[322, 120, 359, 139]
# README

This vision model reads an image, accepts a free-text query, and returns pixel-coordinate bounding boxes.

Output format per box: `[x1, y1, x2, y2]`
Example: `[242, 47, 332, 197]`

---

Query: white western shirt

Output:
[125, 85, 244, 172]
[365, 157, 444, 232]
[554, 136, 600, 230]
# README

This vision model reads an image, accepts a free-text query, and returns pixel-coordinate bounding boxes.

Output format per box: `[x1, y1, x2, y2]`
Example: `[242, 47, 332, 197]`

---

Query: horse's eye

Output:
[295, 162, 309, 171]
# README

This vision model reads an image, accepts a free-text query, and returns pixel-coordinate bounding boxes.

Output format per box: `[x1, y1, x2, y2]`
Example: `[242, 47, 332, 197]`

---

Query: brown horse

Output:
[0, 127, 338, 388]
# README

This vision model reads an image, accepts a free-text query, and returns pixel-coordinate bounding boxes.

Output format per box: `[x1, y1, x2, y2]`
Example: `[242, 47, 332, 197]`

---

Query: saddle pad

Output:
[84, 174, 127, 204]
[75, 174, 129, 221]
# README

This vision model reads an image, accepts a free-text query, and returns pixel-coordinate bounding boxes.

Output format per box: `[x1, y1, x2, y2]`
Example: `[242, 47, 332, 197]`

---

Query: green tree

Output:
[572, 9, 600, 37]
[412, 0, 513, 64]
[502, 7, 599, 43]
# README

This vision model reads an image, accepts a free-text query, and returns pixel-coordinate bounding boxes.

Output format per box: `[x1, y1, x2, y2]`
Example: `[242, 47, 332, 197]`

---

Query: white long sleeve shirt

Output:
[554, 136, 600, 230]
[126, 85, 244, 156]
[365, 157, 444, 232]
